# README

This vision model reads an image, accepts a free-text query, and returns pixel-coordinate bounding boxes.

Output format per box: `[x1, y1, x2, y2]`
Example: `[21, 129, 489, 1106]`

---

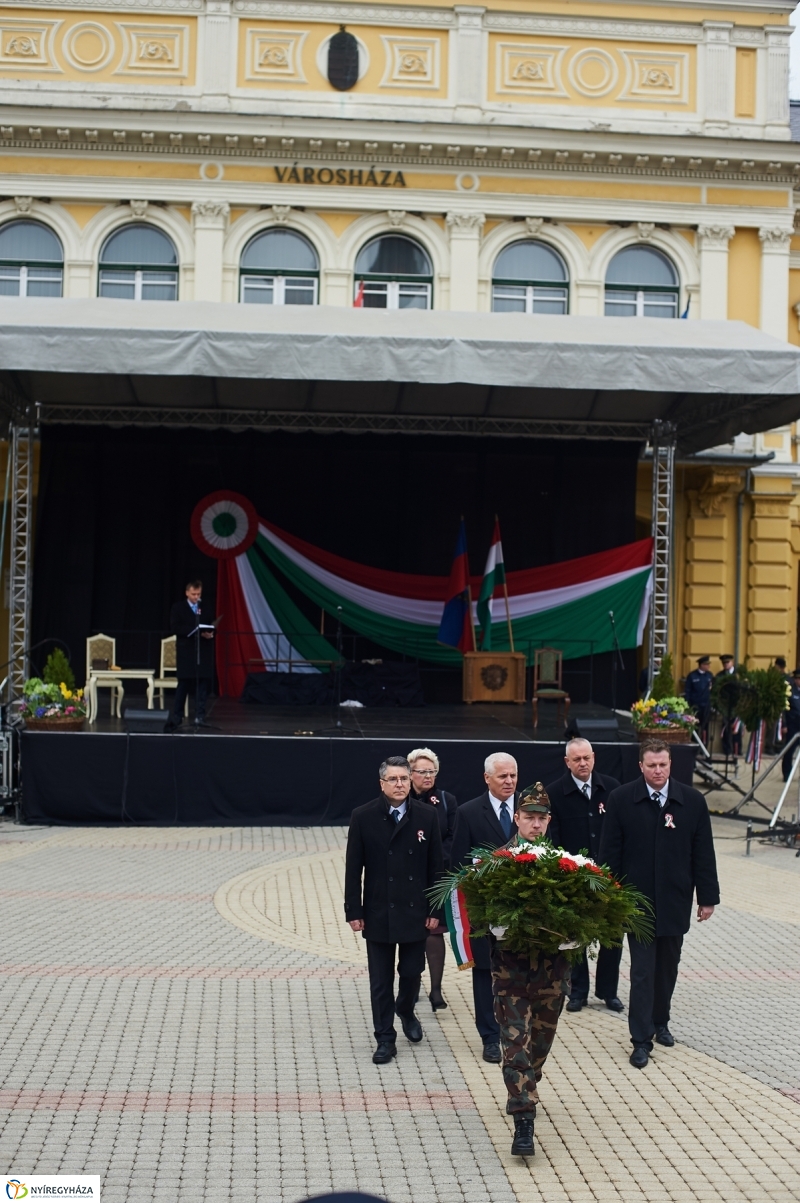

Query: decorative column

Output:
[446, 212, 484, 311]
[192, 201, 229, 302]
[697, 225, 734, 320]
[764, 26, 791, 138]
[758, 226, 791, 339]
[201, 0, 232, 107]
[702, 22, 733, 132]
[453, 6, 486, 118]
[747, 471, 794, 665]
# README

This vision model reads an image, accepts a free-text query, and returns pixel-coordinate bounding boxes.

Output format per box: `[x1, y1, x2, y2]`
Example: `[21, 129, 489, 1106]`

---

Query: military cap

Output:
[517, 782, 551, 814]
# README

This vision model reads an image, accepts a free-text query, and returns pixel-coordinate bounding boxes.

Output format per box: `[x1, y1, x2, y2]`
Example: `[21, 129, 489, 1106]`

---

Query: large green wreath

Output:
[430, 839, 653, 961]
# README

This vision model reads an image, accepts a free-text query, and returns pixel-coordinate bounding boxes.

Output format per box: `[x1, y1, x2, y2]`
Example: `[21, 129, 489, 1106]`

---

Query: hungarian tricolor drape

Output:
[191, 493, 653, 697]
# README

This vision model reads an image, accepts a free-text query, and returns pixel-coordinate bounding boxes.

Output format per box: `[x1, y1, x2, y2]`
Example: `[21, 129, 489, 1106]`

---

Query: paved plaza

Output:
[0, 813, 798, 1203]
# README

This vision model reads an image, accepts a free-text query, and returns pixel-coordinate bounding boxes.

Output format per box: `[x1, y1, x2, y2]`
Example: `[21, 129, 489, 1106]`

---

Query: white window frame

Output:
[356, 279, 432, 309]
[491, 283, 568, 314]
[604, 288, 679, 318]
[99, 268, 178, 302]
[240, 274, 319, 305]
[0, 263, 63, 297]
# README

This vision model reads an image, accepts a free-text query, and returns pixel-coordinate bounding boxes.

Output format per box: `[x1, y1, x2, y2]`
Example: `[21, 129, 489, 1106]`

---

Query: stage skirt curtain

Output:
[249, 523, 653, 668]
[216, 550, 339, 697]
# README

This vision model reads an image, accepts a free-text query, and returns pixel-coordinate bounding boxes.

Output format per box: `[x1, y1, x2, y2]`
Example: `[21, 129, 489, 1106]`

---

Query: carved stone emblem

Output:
[139, 40, 171, 60]
[513, 60, 544, 80]
[481, 664, 508, 692]
[6, 36, 38, 57]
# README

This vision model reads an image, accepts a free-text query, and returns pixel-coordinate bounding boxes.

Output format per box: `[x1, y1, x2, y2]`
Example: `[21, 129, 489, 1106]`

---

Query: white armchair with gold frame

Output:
[153, 635, 187, 715]
[85, 633, 124, 722]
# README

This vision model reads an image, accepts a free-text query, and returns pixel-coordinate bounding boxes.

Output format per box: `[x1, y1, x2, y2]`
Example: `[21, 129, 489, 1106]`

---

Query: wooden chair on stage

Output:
[532, 647, 571, 729]
[85, 633, 124, 721]
[153, 635, 188, 715]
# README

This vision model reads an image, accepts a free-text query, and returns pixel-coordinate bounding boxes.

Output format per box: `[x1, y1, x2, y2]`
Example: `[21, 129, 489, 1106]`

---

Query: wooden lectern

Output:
[462, 651, 526, 704]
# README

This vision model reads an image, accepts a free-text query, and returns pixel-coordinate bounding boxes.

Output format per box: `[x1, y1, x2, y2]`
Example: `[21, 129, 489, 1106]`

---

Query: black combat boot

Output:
[511, 1113, 535, 1156]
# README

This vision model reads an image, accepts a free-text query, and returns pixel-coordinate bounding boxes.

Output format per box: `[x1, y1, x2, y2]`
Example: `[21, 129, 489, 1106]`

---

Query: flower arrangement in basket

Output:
[429, 838, 653, 964]
[19, 678, 87, 724]
[630, 696, 697, 735]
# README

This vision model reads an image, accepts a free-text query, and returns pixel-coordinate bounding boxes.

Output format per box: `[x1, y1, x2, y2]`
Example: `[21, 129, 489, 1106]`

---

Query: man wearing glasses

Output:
[344, 756, 444, 1064]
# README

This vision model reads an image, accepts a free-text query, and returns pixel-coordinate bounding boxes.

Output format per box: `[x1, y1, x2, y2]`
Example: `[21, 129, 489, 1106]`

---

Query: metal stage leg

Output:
[8, 418, 36, 699]
[648, 420, 676, 679]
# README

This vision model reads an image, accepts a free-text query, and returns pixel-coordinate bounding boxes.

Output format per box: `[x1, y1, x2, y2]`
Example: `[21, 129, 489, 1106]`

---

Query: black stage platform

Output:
[20, 701, 697, 826]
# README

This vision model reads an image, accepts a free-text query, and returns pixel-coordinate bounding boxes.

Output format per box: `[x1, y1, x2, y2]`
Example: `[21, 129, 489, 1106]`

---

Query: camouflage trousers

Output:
[491, 946, 571, 1113]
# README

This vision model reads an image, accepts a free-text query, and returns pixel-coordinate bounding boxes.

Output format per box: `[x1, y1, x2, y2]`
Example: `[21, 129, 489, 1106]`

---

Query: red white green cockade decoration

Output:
[190, 491, 654, 697]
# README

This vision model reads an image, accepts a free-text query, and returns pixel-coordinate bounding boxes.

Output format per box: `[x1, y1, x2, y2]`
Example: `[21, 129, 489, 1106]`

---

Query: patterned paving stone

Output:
[0, 817, 796, 1202]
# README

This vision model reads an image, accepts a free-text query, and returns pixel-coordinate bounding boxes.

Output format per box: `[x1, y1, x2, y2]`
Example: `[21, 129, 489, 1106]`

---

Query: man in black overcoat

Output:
[599, 738, 720, 1069]
[546, 737, 623, 1012]
[450, 751, 519, 1064]
[344, 756, 443, 1064]
[170, 579, 214, 728]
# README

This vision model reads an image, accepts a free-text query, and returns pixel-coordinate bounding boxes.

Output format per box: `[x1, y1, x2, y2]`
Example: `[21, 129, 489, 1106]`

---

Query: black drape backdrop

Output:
[33, 425, 641, 696]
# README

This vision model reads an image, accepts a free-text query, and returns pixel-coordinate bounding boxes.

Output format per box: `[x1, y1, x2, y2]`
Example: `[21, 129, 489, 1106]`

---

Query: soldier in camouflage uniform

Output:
[490, 783, 571, 1158]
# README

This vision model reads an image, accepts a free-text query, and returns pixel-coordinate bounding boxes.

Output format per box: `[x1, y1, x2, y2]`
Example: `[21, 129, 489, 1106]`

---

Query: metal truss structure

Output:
[648, 419, 677, 680]
[37, 405, 651, 443]
[8, 418, 36, 698]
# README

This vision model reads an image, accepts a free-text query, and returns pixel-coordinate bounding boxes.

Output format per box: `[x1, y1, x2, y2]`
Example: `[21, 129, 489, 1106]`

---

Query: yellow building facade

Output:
[0, 0, 799, 676]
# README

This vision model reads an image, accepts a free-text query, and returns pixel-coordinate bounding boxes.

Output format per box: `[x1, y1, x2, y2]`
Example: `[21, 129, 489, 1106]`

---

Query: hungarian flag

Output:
[353, 281, 365, 308]
[437, 519, 473, 651]
[477, 518, 506, 650]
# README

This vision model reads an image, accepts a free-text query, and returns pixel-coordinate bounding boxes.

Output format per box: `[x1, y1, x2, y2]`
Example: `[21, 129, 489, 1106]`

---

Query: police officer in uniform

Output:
[782, 669, 800, 781]
[490, 784, 570, 1159]
[684, 655, 713, 743]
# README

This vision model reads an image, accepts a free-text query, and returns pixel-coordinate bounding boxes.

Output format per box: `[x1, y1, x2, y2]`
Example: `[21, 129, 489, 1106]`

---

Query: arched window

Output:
[354, 235, 432, 309]
[99, 224, 178, 301]
[492, 240, 568, 314]
[604, 245, 679, 318]
[0, 220, 63, 297]
[240, 229, 319, 305]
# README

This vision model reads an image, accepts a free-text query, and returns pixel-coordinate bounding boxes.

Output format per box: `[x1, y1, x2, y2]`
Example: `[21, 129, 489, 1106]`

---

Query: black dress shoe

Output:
[372, 1042, 397, 1064]
[429, 990, 448, 1011]
[655, 1025, 674, 1046]
[482, 1042, 501, 1063]
[396, 1011, 423, 1042]
[510, 1114, 535, 1157]
[566, 996, 587, 1012]
[629, 1046, 650, 1069]
[604, 997, 624, 1013]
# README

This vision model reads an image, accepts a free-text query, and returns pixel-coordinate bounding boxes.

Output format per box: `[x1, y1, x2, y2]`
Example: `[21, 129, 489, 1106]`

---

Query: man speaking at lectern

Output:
[170, 579, 214, 728]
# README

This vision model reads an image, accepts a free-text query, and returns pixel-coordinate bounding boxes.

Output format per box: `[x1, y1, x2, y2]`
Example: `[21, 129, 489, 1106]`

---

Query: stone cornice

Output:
[232, 0, 455, 22]
[1, 131, 795, 185]
[483, 12, 699, 42]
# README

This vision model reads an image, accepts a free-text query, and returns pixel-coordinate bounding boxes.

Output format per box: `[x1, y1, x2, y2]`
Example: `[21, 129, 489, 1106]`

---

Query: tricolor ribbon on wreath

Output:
[745, 720, 766, 771]
[445, 888, 474, 970]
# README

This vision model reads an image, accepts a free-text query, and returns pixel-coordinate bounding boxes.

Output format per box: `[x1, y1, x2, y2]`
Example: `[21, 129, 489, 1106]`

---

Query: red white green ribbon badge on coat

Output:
[191, 491, 258, 560]
[664, 813, 676, 828]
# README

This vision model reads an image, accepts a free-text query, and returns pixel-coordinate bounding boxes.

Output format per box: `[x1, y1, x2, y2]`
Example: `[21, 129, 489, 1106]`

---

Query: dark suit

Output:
[546, 769, 622, 1002]
[450, 790, 518, 1043]
[410, 786, 457, 869]
[170, 599, 214, 722]
[599, 776, 720, 1048]
[345, 795, 443, 1043]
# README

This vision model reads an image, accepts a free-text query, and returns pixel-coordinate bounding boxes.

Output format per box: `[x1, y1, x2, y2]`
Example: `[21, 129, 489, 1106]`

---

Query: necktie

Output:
[581, 783, 590, 799]
[394, 808, 402, 824]
[499, 801, 512, 839]
[651, 791, 662, 806]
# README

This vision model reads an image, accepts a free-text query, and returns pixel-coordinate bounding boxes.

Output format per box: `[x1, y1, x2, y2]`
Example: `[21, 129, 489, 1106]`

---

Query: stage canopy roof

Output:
[1, 297, 799, 452]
